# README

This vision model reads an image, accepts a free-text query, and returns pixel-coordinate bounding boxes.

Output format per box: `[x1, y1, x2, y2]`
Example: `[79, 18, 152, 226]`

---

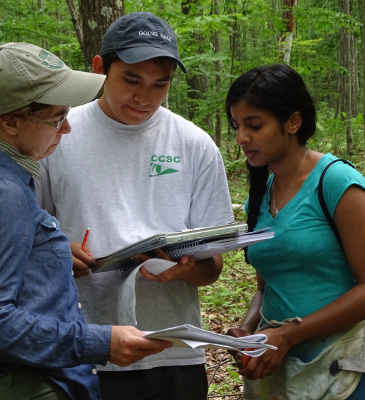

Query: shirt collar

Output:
[0, 140, 40, 178]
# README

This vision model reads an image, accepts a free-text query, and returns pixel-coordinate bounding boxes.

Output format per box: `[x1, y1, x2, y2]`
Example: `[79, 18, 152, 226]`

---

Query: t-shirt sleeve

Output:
[35, 158, 56, 216]
[189, 146, 234, 228]
[323, 162, 365, 217]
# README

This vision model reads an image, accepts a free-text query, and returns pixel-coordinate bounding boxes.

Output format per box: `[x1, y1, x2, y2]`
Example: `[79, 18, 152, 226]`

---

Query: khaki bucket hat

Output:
[0, 42, 106, 114]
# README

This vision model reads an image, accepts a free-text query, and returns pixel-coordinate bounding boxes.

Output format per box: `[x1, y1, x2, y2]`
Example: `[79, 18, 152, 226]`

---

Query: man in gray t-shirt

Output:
[36, 11, 233, 400]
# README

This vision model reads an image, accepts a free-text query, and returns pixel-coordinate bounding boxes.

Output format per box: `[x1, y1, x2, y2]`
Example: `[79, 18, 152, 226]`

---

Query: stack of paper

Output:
[94, 226, 274, 278]
[94, 221, 249, 274]
[167, 228, 274, 260]
[144, 324, 277, 357]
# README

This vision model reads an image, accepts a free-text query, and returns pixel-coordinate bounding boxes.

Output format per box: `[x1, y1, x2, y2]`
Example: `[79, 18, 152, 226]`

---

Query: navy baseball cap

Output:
[100, 12, 187, 74]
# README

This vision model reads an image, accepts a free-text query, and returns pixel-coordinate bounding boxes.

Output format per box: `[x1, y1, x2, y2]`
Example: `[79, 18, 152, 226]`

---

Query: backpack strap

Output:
[318, 159, 355, 250]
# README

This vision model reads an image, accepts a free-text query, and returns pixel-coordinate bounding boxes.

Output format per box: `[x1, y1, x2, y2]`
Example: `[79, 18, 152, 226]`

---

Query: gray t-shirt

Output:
[36, 101, 234, 371]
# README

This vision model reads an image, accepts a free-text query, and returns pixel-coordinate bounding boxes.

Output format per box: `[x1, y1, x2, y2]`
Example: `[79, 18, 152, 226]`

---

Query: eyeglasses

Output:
[13, 106, 71, 131]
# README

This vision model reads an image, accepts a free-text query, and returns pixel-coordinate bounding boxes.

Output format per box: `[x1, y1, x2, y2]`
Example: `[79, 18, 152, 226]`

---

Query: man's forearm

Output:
[181, 255, 223, 286]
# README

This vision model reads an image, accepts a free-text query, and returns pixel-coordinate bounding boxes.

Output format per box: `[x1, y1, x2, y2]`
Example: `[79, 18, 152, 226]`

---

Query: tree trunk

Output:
[65, 0, 84, 54]
[349, 1, 358, 117]
[227, 7, 240, 138]
[56, 9, 63, 58]
[327, 70, 333, 108]
[350, 34, 358, 117]
[213, 0, 222, 146]
[337, 8, 347, 121]
[361, 0, 365, 148]
[38, 0, 47, 49]
[280, 0, 298, 64]
[78, 0, 125, 71]
[344, 0, 353, 154]
[181, 0, 210, 126]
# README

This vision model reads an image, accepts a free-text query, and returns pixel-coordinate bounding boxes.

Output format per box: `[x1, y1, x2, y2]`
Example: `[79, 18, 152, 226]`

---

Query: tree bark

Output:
[349, 0, 358, 117]
[226, 6, 240, 138]
[327, 70, 333, 108]
[280, 0, 298, 64]
[213, 0, 222, 146]
[361, 0, 365, 148]
[65, 0, 84, 54]
[38, 0, 47, 50]
[78, 0, 125, 71]
[181, 0, 210, 126]
[350, 34, 358, 117]
[344, 0, 353, 154]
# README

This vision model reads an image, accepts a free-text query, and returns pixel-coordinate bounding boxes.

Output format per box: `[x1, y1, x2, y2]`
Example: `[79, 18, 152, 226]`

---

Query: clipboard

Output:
[92, 222, 248, 275]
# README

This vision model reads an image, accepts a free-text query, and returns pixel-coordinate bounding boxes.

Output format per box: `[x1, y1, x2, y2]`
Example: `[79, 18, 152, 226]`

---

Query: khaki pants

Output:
[0, 368, 70, 400]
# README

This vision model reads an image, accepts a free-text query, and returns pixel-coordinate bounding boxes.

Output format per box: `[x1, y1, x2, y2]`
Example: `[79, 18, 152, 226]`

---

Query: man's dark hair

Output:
[101, 52, 177, 76]
[101, 52, 121, 75]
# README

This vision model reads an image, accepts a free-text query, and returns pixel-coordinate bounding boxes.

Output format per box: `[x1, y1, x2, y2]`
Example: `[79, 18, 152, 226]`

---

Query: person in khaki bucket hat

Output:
[0, 42, 106, 115]
[0, 43, 171, 400]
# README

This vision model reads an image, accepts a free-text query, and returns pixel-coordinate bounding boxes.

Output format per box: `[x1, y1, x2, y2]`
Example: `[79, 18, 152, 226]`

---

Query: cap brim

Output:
[35, 70, 106, 107]
[116, 47, 187, 74]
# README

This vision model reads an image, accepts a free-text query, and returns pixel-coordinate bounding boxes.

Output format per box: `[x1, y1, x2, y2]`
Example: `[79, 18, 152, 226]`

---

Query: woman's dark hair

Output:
[225, 64, 316, 262]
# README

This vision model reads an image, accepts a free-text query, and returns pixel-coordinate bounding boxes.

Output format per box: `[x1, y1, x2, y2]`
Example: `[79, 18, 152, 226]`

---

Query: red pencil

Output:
[81, 228, 90, 251]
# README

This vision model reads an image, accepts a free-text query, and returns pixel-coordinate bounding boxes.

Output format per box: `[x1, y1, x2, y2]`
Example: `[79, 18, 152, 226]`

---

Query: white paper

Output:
[194, 235, 274, 261]
[166, 229, 274, 260]
[142, 337, 268, 354]
[117, 259, 176, 326]
[144, 324, 276, 354]
[135, 258, 177, 280]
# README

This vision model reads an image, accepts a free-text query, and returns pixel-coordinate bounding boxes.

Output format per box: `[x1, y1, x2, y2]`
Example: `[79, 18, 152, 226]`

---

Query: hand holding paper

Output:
[108, 326, 172, 367]
[143, 324, 277, 356]
[133, 248, 195, 283]
[92, 222, 275, 277]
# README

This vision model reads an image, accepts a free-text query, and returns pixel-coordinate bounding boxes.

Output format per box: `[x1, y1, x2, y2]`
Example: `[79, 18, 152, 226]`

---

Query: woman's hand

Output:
[237, 326, 293, 379]
[226, 327, 254, 338]
[226, 327, 255, 362]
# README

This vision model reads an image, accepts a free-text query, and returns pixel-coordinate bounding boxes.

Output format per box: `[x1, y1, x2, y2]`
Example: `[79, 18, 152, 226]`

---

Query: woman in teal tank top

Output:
[226, 64, 365, 400]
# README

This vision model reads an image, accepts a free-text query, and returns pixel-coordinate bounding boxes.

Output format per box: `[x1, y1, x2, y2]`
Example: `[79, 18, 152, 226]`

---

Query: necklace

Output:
[271, 148, 308, 217]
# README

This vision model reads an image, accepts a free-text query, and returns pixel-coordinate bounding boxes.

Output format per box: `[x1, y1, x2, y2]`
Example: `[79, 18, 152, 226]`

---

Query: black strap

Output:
[318, 159, 355, 250]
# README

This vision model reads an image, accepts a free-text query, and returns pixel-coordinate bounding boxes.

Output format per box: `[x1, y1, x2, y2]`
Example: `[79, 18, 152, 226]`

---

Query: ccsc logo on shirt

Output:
[149, 155, 180, 177]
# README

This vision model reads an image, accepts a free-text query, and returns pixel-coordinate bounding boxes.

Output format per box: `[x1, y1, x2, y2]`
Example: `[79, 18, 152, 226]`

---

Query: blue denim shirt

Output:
[0, 151, 112, 400]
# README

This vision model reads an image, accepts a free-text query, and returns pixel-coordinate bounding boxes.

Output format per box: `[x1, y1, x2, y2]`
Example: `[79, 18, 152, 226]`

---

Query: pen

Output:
[81, 228, 90, 251]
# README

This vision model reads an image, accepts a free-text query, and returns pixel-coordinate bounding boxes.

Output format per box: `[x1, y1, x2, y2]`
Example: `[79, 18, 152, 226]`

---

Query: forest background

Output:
[1, 0, 364, 398]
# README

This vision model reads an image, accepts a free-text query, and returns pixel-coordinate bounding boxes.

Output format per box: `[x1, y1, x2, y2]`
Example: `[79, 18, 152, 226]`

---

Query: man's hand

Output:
[70, 242, 94, 278]
[134, 249, 196, 283]
[108, 326, 172, 367]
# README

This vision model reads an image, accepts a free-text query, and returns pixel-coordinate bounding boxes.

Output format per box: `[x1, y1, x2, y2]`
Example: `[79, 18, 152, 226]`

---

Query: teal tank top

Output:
[246, 153, 365, 324]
